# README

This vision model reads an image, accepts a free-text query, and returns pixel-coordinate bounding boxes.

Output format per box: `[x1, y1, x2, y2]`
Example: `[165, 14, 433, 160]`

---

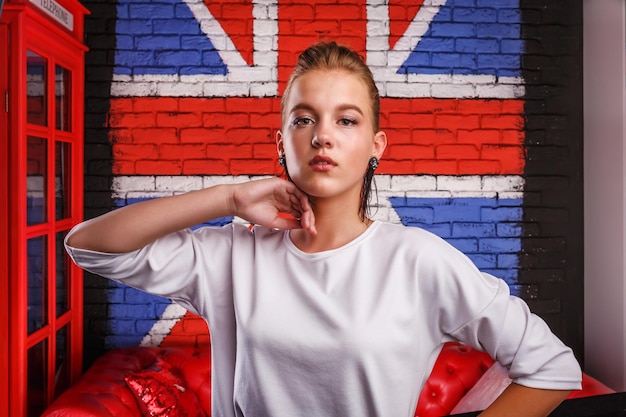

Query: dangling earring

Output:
[279, 154, 286, 168]
[368, 157, 379, 171]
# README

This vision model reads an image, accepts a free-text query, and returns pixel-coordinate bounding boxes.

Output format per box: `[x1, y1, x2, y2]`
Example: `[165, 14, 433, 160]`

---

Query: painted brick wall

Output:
[520, 0, 583, 357]
[80, 0, 584, 368]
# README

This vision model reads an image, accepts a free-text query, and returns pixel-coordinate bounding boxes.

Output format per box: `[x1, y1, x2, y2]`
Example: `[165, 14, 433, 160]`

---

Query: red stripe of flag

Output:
[109, 96, 525, 176]
[159, 311, 211, 348]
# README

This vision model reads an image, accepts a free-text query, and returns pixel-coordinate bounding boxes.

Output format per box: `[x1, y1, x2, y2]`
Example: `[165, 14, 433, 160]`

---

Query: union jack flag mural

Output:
[105, 0, 527, 348]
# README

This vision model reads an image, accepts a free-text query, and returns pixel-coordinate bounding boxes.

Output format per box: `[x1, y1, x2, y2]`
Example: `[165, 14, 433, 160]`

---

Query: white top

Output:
[65, 220, 582, 417]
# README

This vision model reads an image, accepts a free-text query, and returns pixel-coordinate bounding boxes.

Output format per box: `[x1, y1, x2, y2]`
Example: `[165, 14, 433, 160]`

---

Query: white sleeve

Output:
[414, 231, 582, 391]
[64, 224, 236, 317]
[449, 272, 582, 391]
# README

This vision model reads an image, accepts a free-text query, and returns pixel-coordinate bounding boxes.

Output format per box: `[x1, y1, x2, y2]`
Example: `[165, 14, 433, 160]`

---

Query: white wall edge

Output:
[583, 0, 626, 392]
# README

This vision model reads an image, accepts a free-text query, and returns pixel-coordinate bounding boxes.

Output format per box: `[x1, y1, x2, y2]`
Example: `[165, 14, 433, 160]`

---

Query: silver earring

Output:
[279, 155, 286, 167]
[369, 157, 379, 171]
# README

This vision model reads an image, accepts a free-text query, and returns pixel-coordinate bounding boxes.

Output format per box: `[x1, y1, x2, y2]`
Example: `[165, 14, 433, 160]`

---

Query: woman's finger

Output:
[299, 194, 316, 235]
[274, 213, 304, 230]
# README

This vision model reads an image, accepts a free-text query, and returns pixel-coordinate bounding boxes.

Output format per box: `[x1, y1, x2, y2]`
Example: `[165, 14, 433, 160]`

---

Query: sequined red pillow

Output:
[125, 356, 207, 417]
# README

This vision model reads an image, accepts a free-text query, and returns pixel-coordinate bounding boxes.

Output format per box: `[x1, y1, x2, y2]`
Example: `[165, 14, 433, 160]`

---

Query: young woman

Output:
[66, 42, 582, 417]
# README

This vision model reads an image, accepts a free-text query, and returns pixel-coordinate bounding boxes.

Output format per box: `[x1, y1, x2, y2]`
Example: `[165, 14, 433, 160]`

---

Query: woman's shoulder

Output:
[375, 222, 496, 297]
[373, 221, 477, 270]
[374, 220, 451, 247]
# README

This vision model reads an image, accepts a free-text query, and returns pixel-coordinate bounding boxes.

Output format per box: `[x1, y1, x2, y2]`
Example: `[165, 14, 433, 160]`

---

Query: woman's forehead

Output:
[285, 70, 372, 113]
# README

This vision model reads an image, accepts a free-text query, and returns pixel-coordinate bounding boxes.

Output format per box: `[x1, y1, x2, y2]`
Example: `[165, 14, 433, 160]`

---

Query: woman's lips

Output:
[309, 155, 336, 172]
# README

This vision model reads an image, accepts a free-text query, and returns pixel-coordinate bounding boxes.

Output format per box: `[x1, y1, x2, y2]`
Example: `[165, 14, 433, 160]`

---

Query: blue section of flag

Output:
[105, 283, 171, 348]
[400, 0, 522, 77]
[389, 196, 523, 289]
[114, 0, 227, 76]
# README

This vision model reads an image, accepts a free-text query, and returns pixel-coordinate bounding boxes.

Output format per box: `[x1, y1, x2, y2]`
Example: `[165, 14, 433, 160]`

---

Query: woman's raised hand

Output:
[230, 178, 317, 235]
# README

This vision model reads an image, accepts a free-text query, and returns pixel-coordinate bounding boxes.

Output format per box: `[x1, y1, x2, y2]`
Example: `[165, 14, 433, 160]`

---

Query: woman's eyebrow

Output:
[289, 103, 316, 114]
[336, 104, 364, 116]
[289, 103, 364, 116]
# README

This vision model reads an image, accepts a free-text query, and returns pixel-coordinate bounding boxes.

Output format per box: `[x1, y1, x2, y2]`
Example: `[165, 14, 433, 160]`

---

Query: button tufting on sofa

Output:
[42, 342, 614, 417]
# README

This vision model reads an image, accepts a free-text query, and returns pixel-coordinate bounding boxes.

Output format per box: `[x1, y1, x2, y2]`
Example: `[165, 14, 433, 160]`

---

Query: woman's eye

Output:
[293, 117, 314, 126]
[339, 117, 357, 126]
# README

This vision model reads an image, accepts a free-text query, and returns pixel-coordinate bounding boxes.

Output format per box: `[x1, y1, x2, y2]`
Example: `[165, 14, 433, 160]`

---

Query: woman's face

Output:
[277, 70, 386, 203]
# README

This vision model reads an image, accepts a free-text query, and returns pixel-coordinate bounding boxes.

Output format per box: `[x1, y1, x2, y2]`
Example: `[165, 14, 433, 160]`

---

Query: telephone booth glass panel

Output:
[55, 231, 69, 316]
[54, 324, 71, 396]
[27, 51, 47, 127]
[27, 136, 47, 225]
[55, 141, 71, 220]
[27, 339, 48, 417]
[27, 236, 47, 334]
[55, 65, 71, 131]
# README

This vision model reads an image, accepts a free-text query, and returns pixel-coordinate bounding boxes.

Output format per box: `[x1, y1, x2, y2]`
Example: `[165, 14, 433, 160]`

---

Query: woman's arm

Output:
[479, 383, 571, 417]
[66, 177, 315, 253]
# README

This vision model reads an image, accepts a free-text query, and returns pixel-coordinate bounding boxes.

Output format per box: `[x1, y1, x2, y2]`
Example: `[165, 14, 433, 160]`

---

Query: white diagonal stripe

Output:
[139, 303, 188, 347]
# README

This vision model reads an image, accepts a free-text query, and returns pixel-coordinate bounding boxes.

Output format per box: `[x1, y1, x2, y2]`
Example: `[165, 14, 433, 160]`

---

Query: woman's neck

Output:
[289, 198, 372, 253]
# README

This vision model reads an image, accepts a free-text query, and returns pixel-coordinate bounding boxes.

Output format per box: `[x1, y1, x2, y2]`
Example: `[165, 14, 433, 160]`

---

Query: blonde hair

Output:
[281, 41, 381, 132]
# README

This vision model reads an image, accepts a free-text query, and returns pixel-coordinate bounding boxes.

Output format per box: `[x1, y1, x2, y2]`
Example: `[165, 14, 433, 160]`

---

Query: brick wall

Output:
[80, 0, 584, 368]
[520, 0, 584, 357]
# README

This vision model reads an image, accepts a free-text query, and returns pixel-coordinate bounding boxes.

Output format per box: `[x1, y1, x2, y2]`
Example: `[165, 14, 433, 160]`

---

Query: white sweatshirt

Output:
[65, 220, 582, 417]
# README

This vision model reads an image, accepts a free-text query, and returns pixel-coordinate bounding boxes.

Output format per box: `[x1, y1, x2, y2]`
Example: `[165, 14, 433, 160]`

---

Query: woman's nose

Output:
[312, 121, 334, 147]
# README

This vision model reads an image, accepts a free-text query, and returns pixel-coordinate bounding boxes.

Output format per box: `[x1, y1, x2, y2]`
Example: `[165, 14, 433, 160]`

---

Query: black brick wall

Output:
[82, 0, 118, 369]
[521, 0, 584, 360]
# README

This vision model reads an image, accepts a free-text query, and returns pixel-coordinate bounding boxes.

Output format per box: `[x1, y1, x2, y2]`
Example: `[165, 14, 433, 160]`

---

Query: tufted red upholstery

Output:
[42, 342, 612, 417]
[414, 342, 615, 416]
[414, 343, 495, 417]
[42, 347, 211, 417]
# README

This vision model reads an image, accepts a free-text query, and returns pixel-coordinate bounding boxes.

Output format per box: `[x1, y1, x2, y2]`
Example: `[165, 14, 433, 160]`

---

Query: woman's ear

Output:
[276, 130, 284, 156]
[373, 130, 387, 160]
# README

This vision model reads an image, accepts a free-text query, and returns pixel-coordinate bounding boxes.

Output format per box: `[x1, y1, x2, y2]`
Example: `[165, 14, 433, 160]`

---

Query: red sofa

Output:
[42, 342, 613, 417]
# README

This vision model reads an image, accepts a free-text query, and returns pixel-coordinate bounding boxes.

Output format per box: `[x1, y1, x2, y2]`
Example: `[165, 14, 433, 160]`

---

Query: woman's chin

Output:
[291, 174, 362, 201]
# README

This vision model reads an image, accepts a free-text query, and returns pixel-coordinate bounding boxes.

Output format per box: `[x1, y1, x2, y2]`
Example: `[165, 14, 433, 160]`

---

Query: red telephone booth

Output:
[0, 0, 87, 415]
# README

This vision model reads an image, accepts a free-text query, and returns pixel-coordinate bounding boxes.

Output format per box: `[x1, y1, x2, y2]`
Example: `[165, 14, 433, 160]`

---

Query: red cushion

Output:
[41, 347, 211, 417]
[415, 342, 615, 417]
[568, 373, 615, 399]
[125, 356, 207, 417]
[414, 342, 495, 417]
[155, 348, 212, 412]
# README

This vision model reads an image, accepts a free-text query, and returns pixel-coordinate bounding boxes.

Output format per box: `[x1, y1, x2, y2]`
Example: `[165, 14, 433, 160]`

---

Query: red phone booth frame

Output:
[1, 0, 88, 415]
